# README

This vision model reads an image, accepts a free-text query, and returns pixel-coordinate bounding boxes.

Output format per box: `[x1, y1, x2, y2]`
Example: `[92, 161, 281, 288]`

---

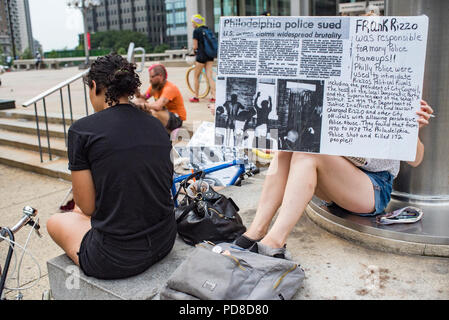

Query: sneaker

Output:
[209, 98, 216, 103]
[233, 234, 259, 253]
[189, 97, 200, 103]
[257, 242, 292, 260]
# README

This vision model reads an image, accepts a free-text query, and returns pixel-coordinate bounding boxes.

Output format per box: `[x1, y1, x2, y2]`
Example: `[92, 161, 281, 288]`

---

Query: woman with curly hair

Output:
[47, 54, 176, 279]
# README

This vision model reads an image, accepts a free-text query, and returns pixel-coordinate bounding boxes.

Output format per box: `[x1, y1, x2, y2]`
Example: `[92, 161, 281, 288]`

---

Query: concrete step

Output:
[0, 108, 84, 126]
[0, 145, 70, 181]
[47, 238, 196, 300]
[0, 117, 67, 138]
[0, 128, 67, 157]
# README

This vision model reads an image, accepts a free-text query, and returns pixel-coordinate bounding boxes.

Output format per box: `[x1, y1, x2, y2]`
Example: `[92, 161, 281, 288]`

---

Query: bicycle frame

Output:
[0, 206, 40, 300]
[0, 228, 15, 298]
[171, 159, 246, 207]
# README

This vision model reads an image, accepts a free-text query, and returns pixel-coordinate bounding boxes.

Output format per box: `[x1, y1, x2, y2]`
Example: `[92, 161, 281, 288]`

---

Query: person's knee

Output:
[276, 151, 293, 161]
[46, 214, 63, 240]
[290, 152, 319, 168]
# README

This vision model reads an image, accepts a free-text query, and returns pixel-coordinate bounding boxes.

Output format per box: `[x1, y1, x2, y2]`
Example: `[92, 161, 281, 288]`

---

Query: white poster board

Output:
[214, 16, 428, 161]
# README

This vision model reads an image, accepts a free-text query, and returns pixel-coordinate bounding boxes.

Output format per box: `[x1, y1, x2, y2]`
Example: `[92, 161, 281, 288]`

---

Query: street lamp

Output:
[67, 0, 102, 68]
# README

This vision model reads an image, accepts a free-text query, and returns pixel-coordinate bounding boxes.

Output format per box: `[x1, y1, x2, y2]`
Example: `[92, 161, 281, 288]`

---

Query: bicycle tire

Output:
[186, 66, 210, 98]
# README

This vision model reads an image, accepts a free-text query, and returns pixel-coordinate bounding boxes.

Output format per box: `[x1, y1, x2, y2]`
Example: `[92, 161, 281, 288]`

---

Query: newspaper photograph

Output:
[214, 16, 428, 161]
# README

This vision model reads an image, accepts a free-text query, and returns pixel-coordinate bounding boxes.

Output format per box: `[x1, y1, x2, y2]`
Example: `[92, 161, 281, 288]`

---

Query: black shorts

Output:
[166, 112, 183, 131]
[77, 216, 176, 280]
[196, 53, 214, 64]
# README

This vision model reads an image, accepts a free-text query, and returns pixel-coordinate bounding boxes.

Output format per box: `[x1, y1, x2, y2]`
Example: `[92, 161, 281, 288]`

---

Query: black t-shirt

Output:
[68, 104, 174, 239]
[193, 26, 209, 58]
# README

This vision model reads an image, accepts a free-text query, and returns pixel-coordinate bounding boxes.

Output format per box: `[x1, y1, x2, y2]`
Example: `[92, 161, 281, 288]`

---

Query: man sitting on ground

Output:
[134, 64, 186, 132]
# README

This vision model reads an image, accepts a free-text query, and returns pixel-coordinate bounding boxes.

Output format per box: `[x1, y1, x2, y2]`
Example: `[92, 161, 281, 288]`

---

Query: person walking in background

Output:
[35, 51, 42, 70]
[189, 14, 216, 103]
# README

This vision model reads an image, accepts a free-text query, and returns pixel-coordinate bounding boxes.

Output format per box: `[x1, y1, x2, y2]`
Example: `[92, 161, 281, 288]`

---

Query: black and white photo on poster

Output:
[214, 77, 324, 153]
[277, 79, 324, 153]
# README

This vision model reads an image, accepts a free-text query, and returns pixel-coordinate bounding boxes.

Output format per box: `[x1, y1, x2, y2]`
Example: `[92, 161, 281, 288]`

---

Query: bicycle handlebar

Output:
[0, 206, 40, 242]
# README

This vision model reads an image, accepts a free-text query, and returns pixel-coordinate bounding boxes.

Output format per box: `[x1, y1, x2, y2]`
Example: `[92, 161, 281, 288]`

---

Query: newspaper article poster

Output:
[215, 16, 428, 161]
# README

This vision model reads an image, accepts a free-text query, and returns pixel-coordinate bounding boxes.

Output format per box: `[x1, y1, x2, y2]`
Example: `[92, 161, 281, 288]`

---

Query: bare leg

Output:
[193, 62, 205, 98]
[244, 151, 293, 240]
[47, 205, 91, 266]
[259, 153, 375, 248]
[150, 109, 170, 129]
[204, 60, 215, 99]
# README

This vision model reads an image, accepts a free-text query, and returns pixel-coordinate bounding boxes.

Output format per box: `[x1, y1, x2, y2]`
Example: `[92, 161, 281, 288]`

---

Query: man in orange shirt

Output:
[134, 64, 186, 131]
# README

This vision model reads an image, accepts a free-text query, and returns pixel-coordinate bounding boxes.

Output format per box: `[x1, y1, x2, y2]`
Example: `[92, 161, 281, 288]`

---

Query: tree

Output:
[78, 30, 154, 53]
[21, 47, 34, 59]
[153, 44, 169, 53]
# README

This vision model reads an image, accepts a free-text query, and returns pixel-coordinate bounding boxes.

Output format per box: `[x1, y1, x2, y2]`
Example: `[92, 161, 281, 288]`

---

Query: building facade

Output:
[166, 0, 187, 48]
[86, 0, 167, 48]
[0, 0, 34, 58]
[0, 0, 10, 55]
[86, 0, 384, 51]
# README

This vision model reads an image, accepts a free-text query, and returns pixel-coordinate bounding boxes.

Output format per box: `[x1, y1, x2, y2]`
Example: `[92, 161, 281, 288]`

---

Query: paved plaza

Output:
[0, 66, 448, 300]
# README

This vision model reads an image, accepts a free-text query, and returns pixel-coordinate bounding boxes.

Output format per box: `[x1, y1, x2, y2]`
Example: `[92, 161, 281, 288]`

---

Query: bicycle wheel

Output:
[186, 66, 210, 99]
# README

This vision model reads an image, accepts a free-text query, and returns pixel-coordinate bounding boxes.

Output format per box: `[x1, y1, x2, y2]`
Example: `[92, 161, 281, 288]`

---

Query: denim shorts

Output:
[358, 169, 394, 216]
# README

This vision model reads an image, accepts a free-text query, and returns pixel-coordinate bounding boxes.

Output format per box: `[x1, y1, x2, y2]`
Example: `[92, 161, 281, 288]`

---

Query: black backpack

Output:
[202, 27, 218, 59]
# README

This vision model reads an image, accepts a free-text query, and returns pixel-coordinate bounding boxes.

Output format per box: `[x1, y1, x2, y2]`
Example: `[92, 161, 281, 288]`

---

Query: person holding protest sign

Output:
[189, 14, 216, 103]
[234, 100, 434, 259]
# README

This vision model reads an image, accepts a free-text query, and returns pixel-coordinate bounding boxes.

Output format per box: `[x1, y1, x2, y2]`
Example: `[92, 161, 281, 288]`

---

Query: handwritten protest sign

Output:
[214, 16, 428, 161]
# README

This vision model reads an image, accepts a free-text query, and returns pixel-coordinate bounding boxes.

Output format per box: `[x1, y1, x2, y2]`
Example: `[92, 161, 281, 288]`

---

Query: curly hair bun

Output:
[85, 54, 142, 106]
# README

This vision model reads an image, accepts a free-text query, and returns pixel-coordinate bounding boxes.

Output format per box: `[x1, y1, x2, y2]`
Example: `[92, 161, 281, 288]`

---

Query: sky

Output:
[29, 0, 84, 52]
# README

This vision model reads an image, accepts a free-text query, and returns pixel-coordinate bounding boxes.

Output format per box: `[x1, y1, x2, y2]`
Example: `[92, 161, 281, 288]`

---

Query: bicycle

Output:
[0, 206, 42, 300]
[185, 55, 217, 99]
[171, 159, 259, 207]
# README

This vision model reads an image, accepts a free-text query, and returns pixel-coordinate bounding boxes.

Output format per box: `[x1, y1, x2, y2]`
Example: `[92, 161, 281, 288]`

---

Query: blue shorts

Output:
[358, 169, 394, 216]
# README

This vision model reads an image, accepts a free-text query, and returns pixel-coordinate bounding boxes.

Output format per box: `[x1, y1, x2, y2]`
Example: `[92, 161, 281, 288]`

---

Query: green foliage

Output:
[46, 50, 59, 58]
[78, 30, 156, 53]
[43, 49, 111, 59]
[117, 47, 127, 55]
[21, 47, 34, 59]
[153, 43, 170, 53]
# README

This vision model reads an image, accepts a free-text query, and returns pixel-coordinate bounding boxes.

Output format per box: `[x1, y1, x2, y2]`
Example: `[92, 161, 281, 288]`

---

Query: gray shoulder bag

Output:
[160, 242, 305, 300]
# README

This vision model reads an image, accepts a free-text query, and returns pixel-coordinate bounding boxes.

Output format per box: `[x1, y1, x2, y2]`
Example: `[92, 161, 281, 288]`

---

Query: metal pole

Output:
[42, 98, 52, 161]
[305, 0, 449, 248]
[6, 0, 16, 58]
[33, 103, 43, 163]
[386, 0, 449, 203]
[82, 2, 90, 67]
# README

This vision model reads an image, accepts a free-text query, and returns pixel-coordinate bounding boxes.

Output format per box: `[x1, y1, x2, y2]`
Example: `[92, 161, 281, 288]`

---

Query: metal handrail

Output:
[17, 41, 173, 163]
[22, 69, 89, 108]
[20, 69, 91, 163]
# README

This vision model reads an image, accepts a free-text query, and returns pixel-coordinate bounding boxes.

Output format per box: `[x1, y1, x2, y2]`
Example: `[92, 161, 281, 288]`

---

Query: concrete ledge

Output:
[47, 238, 195, 300]
[46, 181, 262, 300]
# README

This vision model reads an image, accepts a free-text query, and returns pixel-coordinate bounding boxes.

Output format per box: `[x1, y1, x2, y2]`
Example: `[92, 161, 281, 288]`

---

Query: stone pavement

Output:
[1, 163, 448, 300]
[0, 64, 215, 129]
[0, 66, 448, 300]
